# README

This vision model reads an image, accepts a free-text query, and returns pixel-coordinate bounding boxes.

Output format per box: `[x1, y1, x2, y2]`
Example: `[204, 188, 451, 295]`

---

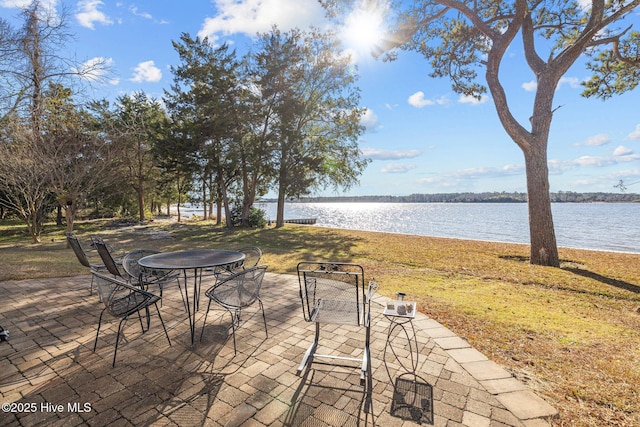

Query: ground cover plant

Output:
[1, 218, 638, 426]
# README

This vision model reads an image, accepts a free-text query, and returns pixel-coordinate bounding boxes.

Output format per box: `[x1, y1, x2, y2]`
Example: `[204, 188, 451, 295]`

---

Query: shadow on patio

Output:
[0, 273, 556, 426]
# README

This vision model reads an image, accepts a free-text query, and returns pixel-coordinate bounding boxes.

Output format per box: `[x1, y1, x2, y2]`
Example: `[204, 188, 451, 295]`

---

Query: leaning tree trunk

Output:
[523, 141, 560, 267]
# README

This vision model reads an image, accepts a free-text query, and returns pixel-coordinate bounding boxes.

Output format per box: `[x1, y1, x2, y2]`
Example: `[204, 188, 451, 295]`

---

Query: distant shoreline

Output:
[259, 191, 640, 204]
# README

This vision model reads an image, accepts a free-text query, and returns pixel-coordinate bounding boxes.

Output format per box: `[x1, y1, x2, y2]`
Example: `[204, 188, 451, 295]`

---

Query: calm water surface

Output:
[256, 202, 639, 254]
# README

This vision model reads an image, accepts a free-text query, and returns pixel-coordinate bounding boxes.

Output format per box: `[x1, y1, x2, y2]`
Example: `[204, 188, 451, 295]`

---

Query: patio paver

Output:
[0, 273, 557, 426]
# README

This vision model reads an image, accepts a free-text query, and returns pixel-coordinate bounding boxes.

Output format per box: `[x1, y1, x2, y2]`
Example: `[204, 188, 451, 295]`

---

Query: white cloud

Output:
[362, 148, 422, 160]
[575, 133, 611, 147]
[452, 165, 524, 178]
[72, 56, 114, 82]
[0, 0, 28, 6]
[130, 60, 162, 83]
[417, 164, 525, 187]
[613, 146, 633, 156]
[1, 0, 51, 8]
[577, 0, 591, 11]
[381, 163, 416, 173]
[76, 0, 113, 30]
[360, 108, 379, 131]
[408, 91, 432, 108]
[129, 5, 152, 20]
[626, 124, 640, 140]
[408, 92, 448, 108]
[197, 0, 328, 43]
[573, 155, 616, 167]
[458, 94, 489, 105]
[522, 76, 581, 93]
[557, 76, 581, 90]
[1, 0, 58, 17]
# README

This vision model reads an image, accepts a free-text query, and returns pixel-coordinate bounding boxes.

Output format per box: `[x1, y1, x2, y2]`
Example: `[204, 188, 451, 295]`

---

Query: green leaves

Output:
[582, 31, 640, 99]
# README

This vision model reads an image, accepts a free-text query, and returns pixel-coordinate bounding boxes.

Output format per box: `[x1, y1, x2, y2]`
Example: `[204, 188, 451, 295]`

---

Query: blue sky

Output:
[2, 0, 639, 197]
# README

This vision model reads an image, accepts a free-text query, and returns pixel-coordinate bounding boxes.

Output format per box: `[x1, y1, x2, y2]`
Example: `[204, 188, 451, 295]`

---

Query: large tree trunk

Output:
[523, 145, 559, 266]
[217, 172, 232, 228]
[56, 205, 63, 226]
[202, 176, 207, 220]
[64, 204, 75, 236]
[137, 183, 145, 222]
[216, 200, 222, 225]
[276, 185, 286, 228]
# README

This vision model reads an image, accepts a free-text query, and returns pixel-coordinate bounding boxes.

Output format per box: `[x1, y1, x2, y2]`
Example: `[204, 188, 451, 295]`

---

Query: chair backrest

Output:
[238, 246, 262, 268]
[208, 265, 267, 309]
[92, 236, 122, 277]
[66, 232, 92, 268]
[122, 249, 159, 281]
[91, 271, 159, 317]
[297, 261, 367, 326]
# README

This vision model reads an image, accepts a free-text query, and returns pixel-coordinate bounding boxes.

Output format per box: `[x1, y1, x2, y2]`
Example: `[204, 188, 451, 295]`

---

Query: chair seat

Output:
[310, 299, 363, 325]
[108, 292, 160, 318]
[209, 283, 259, 309]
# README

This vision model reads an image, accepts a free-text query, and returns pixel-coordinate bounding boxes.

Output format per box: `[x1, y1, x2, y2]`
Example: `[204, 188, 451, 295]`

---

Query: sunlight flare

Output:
[340, 2, 388, 61]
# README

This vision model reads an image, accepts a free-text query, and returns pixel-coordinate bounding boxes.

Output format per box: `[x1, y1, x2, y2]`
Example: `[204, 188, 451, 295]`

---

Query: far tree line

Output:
[0, 2, 368, 243]
[297, 191, 640, 204]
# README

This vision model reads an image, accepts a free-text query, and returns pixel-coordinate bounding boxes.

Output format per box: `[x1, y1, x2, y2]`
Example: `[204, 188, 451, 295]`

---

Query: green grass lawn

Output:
[1, 217, 639, 426]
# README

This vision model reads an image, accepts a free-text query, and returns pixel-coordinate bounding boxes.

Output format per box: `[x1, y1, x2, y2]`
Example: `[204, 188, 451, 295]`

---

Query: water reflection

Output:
[257, 202, 639, 254]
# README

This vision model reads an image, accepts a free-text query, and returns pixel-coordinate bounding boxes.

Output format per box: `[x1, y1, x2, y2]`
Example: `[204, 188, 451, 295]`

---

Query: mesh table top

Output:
[138, 249, 245, 270]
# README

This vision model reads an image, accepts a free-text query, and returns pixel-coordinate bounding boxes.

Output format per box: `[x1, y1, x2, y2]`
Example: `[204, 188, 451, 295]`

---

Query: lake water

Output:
[181, 202, 639, 254]
[255, 202, 639, 254]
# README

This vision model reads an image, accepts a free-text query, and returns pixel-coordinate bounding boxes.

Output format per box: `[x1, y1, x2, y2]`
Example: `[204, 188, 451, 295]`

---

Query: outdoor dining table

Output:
[138, 249, 245, 345]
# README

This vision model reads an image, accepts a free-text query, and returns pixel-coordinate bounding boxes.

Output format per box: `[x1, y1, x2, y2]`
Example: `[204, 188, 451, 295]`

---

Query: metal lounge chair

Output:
[91, 271, 171, 367]
[200, 265, 268, 355]
[66, 232, 107, 295]
[296, 261, 378, 386]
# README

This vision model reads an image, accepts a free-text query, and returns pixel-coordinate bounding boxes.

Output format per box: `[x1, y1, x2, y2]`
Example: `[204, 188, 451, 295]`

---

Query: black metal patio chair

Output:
[200, 265, 268, 355]
[122, 249, 186, 309]
[91, 236, 125, 279]
[296, 261, 377, 386]
[209, 246, 263, 281]
[66, 232, 108, 295]
[92, 271, 171, 367]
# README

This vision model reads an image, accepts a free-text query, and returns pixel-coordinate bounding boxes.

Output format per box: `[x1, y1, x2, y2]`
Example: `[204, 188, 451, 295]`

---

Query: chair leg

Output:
[176, 277, 188, 313]
[199, 299, 213, 342]
[259, 298, 268, 338]
[154, 303, 171, 347]
[297, 322, 320, 376]
[229, 309, 240, 355]
[228, 308, 238, 355]
[94, 310, 106, 352]
[361, 315, 371, 385]
[113, 316, 128, 367]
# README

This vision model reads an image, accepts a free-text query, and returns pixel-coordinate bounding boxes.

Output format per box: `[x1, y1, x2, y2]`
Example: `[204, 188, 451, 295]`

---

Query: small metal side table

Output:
[383, 298, 419, 379]
[383, 298, 434, 424]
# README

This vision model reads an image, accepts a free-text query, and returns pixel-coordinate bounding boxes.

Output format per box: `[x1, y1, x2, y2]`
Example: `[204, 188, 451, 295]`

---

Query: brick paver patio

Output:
[0, 273, 557, 426]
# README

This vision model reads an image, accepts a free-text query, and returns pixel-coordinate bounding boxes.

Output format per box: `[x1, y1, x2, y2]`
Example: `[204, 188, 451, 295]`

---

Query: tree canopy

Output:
[0, 4, 369, 238]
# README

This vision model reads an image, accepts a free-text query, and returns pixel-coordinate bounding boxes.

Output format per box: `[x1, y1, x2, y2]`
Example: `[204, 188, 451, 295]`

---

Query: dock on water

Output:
[283, 218, 317, 225]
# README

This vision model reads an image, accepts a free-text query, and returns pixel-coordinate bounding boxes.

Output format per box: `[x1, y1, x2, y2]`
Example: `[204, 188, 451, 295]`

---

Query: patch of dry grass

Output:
[1, 218, 639, 426]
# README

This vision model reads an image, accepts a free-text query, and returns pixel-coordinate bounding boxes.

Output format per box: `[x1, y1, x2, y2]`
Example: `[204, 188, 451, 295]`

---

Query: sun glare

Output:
[341, 6, 386, 61]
